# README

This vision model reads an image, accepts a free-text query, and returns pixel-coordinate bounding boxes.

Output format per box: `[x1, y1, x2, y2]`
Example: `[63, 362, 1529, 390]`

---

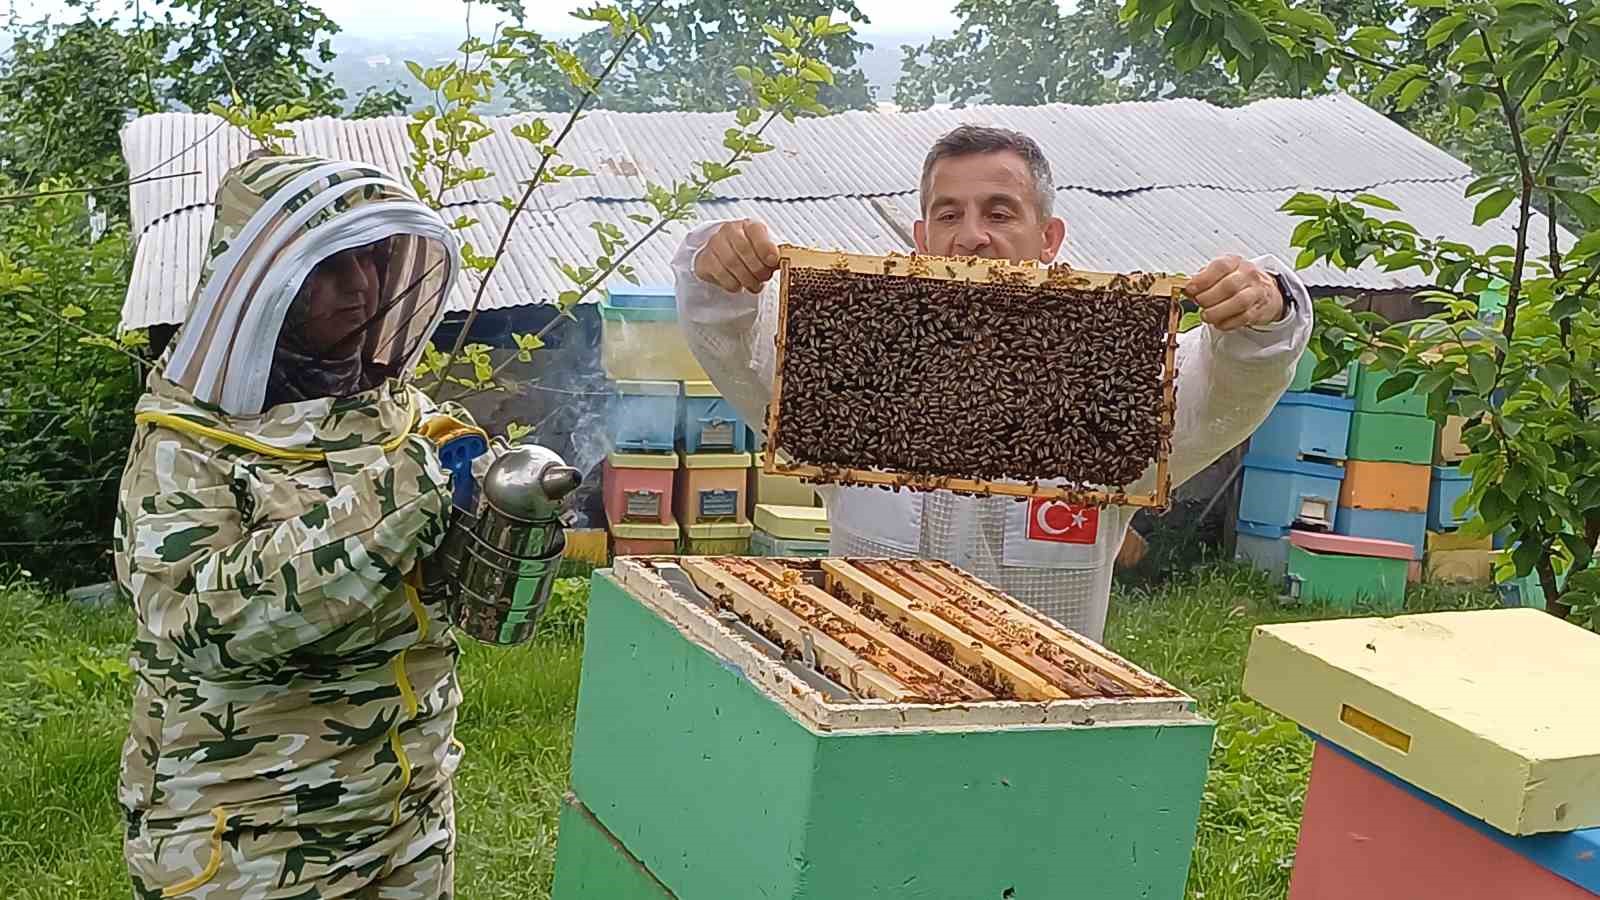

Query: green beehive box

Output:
[1348, 411, 1437, 464]
[1286, 544, 1409, 611]
[552, 796, 675, 899]
[557, 558, 1215, 900]
[1354, 363, 1430, 417]
[1290, 349, 1358, 395]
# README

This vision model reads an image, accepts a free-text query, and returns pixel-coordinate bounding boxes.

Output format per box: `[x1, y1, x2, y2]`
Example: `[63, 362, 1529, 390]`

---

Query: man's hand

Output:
[1184, 254, 1285, 332]
[694, 219, 781, 294]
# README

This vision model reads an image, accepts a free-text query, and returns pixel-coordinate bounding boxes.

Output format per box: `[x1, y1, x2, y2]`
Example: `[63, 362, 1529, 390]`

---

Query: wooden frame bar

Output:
[912, 560, 1178, 698]
[853, 560, 1108, 698]
[820, 560, 1069, 701]
[740, 558, 996, 701]
[764, 245, 1183, 509]
[680, 558, 916, 702]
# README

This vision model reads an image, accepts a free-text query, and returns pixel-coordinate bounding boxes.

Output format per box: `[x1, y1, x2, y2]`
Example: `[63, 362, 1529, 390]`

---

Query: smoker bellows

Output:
[766, 246, 1184, 508]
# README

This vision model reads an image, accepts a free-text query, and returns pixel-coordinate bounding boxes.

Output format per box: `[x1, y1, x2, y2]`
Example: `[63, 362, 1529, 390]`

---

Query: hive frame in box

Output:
[611, 556, 1203, 733]
[765, 245, 1186, 509]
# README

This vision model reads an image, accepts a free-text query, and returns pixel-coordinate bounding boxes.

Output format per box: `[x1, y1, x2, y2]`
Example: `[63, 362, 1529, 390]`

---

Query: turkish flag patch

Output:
[1026, 498, 1100, 545]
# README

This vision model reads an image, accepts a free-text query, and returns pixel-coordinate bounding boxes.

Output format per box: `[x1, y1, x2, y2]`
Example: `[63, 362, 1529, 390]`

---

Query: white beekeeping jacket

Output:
[672, 221, 1313, 642]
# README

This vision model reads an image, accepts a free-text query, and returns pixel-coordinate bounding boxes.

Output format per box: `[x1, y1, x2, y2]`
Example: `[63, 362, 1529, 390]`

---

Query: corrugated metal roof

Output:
[121, 94, 1473, 230]
[118, 95, 1552, 330]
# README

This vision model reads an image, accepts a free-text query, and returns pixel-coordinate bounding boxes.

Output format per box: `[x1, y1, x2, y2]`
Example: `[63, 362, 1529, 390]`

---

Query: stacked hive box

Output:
[745, 427, 830, 557]
[1425, 412, 1491, 584]
[1236, 353, 1499, 598]
[1334, 364, 1433, 573]
[1236, 350, 1354, 579]
[553, 557, 1217, 898]
[1244, 609, 1600, 899]
[600, 287, 755, 557]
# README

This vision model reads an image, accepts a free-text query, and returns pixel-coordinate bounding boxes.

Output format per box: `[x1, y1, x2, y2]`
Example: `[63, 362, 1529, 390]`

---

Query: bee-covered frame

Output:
[765, 245, 1184, 509]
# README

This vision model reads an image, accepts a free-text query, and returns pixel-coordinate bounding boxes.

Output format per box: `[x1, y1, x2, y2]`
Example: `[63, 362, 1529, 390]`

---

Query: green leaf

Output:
[1554, 189, 1600, 228]
[1376, 371, 1419, 401]
[1351, 192, 1400, 211]
[1473, 188, 1517, 225]
[1425, 13, 1467, 48]
[1279, 193, 1330, 215]
[1396, 78, 1430, 111]
[60, 304, 87, 320]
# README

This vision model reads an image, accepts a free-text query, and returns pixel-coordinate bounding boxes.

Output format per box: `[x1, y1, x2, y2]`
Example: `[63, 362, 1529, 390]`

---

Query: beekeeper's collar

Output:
[161, 155, 460, 417]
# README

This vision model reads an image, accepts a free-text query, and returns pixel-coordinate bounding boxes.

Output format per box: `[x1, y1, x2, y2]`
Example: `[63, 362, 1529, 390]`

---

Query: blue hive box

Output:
[1249, 392, 1356, 462]
[612, 380, 681, 453]
[1235, 520, 1291, 580]
[1335, 505, 1426, 560]
[605, 285, 676, 309]
[681, 381, 751, 454]
[1239, 455, 1345, 531]
[1428, 465, 1473, 531]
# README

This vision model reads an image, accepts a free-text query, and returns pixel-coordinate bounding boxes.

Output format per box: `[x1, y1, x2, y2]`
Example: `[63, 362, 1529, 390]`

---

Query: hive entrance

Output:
[766, 247, 1183, 507]
[671, 556, 1179, 704]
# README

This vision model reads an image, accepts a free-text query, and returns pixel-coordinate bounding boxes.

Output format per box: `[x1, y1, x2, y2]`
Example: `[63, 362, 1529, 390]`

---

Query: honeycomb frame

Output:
[764, 245, 1184, 509]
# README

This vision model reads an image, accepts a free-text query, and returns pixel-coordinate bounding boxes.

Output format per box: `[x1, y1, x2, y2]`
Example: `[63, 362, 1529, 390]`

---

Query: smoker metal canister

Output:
[444, 443, 581, 646]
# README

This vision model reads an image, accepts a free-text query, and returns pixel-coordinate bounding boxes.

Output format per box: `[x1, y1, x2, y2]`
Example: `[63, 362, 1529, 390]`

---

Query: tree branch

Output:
[453, 101, 795, 401]
[0, 170, 199, 205]
[12, 295, 148, 368]
[1332, 45, 1401, 75]
[434, 1, 668, 387]
[1480, 27, 1534, 371]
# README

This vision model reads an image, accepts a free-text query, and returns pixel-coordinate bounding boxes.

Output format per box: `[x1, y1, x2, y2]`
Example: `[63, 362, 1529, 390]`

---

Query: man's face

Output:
[914, 150, 1066, 264]
[295, 244, 383, 357]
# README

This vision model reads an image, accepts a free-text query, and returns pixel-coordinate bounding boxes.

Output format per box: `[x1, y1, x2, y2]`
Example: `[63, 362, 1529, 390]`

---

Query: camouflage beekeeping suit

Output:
[113, 154, 472, 899]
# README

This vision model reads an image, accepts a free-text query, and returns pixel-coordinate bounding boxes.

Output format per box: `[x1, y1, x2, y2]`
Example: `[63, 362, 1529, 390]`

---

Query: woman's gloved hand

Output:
[417, 412, 490, 511]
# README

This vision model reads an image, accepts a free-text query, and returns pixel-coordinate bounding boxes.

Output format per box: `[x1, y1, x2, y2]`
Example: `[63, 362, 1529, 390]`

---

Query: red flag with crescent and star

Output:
[1026, 498, 1100, 544]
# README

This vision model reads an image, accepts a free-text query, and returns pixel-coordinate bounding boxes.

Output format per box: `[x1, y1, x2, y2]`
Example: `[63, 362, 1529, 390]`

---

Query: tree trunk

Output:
[1537, 555, 1571, 620]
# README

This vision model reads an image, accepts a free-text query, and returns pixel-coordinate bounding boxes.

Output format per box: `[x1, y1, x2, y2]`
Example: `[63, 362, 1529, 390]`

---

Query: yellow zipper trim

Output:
[161, 806, 227, 897]
[387, 723, 414, 828]
[388, 578, 429, 827]
[134, 395, 417, 461]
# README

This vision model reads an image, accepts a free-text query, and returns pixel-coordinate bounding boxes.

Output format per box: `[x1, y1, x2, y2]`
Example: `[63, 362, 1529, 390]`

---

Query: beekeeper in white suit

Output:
[672, 124, 1312, 642]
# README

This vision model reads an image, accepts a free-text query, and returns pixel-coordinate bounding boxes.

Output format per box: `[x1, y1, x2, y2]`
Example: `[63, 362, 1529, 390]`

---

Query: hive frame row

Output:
[764, 246, 1185, 509]
[612, 556, 1203, 734]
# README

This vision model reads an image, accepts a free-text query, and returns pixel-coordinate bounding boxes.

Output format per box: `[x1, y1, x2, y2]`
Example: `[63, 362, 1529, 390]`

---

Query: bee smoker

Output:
[428, 440, 583, 646]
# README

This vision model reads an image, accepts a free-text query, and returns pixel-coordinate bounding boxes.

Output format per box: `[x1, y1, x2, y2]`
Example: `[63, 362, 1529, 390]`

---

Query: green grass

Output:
[0, 567, 1496, 899]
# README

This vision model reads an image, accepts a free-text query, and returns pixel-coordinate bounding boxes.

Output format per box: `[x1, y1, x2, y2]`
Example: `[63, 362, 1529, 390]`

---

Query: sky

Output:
[15, 1, 969, 38]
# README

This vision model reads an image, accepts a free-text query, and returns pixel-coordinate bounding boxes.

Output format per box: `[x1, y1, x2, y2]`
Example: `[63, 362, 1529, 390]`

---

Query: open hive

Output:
[552, 557, 1214, 900]
[767, 246, 1184, 508]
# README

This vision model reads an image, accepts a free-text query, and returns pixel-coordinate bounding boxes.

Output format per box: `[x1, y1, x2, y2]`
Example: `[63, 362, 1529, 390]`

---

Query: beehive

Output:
[766, 246, 1183, 508]
[554, 556, 1215, 899]
[1248, 610, 1600, 899]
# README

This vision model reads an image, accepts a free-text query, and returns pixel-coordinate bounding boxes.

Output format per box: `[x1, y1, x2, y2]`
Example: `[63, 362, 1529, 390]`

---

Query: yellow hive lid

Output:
[610, 521, 679, 540]
[608, 451, 679, 470]
[681, 451, 752, 469]
[754, 504, 831, 541]
[1425, 529, 1491, 552]
[614, 379, 681, 396]
[682, 380, 722, 398]
[1243, 608, 1600, 835]
[686, 521, 753, 540]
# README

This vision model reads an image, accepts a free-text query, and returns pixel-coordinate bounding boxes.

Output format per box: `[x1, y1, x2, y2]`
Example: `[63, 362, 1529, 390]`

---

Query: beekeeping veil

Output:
[161, 155, 459, 416]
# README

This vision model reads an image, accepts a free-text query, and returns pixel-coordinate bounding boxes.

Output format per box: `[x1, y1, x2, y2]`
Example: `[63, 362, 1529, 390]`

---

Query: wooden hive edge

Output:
[609, 557, 1207, 735]
[777, 244, 1186, 296]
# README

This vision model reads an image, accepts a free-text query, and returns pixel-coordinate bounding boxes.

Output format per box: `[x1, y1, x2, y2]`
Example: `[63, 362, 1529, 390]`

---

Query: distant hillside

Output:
[325, 29, 929, 114]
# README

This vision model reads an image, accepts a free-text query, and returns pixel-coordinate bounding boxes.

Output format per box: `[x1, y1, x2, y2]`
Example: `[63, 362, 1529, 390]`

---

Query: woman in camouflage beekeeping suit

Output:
[114, 154, 480, 898]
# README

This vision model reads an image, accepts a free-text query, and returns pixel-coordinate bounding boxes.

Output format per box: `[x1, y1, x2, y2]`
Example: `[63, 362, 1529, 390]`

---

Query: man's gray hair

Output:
[918, 125, 1055, 219]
